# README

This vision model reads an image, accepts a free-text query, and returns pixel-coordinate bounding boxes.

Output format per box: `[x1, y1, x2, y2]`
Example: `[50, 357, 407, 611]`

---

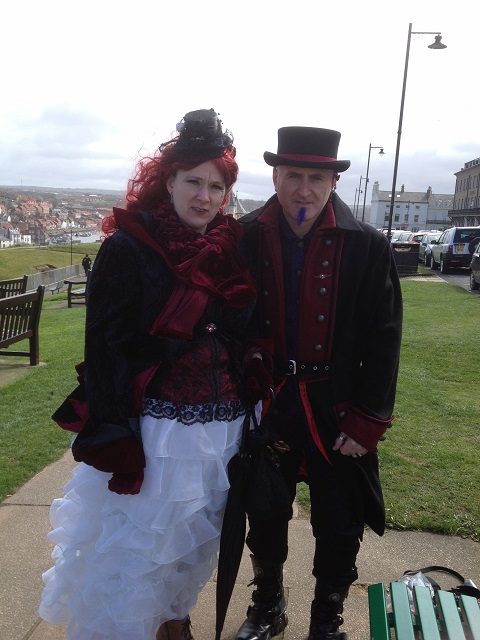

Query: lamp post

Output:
[386, 23, 447, 241]
[354, 175, 365, 219]
[361, 145, 385, 222]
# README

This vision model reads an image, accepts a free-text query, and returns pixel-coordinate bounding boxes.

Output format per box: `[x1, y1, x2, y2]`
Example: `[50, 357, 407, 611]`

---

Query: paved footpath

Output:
[1, 451, 478, 640]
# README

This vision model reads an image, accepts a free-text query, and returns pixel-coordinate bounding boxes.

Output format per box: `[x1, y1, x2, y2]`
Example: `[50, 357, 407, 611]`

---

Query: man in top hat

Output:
[238, 127, 403, 640]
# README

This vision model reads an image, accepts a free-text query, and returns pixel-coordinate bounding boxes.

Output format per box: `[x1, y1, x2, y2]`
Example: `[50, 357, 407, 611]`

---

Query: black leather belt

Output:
[274, 358, 332, 377]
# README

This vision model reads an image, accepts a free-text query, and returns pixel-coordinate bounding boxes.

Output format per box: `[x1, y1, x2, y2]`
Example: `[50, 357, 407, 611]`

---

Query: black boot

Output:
[307, 583, 349, 640]
[236, 556, 288, 640]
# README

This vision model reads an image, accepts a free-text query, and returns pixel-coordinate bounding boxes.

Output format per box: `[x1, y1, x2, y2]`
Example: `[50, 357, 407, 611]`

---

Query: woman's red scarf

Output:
[113, 201, 257, 339]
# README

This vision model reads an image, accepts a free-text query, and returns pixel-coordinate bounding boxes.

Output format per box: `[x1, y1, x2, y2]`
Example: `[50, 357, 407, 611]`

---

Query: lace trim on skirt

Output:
[141, 398, 246, 425]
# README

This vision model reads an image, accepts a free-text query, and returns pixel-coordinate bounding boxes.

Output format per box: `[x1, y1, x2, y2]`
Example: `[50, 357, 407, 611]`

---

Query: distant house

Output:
[449, 157, 480, 226]
[369, 183, 453, 232]
[0, 227, 9, 248]
[0, 225, 32, 247]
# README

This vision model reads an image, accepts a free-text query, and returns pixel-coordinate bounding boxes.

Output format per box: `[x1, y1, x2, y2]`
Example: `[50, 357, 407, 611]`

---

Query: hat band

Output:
[278, 153, 338, 163]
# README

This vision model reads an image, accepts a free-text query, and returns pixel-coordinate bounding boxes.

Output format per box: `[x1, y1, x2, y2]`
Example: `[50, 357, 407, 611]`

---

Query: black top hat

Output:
[264, 127, 350, 172]
[160, 108, 235, 163]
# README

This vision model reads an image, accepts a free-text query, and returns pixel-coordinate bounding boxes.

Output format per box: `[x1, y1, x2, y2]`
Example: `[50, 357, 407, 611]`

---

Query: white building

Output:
[0, 227, 32, 248]
[369, 183, 453, 232]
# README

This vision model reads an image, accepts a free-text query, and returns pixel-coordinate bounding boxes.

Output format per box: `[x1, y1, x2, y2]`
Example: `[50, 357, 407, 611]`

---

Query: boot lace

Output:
[181, 616, 194, 640]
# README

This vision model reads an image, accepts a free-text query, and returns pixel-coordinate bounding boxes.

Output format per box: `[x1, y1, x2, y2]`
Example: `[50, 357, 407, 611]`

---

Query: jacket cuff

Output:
[72, 434, 146, 473]
[335, 402, 393, 451]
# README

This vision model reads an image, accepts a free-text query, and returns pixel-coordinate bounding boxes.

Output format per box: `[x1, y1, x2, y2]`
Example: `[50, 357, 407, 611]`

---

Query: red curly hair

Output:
[102, 143, 238, 237]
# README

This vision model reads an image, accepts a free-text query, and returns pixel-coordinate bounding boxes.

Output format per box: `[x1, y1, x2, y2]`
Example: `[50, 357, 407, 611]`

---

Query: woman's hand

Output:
[108, 470, 144, 495]
[244, 354, 274, 403]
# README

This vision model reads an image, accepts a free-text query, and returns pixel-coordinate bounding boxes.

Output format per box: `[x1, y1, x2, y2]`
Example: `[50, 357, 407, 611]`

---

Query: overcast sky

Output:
[1, 0, 478, 206]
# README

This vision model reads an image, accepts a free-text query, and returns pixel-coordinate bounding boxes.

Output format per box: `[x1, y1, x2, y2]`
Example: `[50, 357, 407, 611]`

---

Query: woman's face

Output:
[167, 160, 226, 234]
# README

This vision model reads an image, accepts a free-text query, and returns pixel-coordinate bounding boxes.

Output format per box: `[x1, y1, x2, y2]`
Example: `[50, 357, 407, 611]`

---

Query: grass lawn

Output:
[297, 276, 480, 541]
[0, 298, 85, 496]
[0, 244, 100, 280]
[0, 275, 479, 540]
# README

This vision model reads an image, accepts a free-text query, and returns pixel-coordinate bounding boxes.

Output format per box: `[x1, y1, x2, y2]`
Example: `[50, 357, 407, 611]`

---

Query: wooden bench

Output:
[368, 581, 480, 639]
[0, 275, 29, 298]
[48, 279, 64, 295]
[0, 286, 45, 366]
[66, 270, 91, 308]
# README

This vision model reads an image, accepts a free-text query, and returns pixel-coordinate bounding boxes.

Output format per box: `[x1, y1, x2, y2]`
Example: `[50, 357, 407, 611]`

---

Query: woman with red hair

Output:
[40, 109, 266, 640]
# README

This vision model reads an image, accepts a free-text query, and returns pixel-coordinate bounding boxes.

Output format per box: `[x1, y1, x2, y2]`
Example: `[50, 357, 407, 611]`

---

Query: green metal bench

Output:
[368, 582, 480, 639]
[48, 279, 64, 295]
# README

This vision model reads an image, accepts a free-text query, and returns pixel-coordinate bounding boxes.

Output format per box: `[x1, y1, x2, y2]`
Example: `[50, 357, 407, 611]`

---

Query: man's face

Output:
[273, 166, 336, 235]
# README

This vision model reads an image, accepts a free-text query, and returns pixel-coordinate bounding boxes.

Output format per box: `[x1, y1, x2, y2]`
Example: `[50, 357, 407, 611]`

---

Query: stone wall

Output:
[26, 265, 82, 290]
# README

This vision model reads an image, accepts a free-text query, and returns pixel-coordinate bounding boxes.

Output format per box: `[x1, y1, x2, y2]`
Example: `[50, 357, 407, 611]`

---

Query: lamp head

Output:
[378, 148, 385, 156]
[428, 35, 447, 49]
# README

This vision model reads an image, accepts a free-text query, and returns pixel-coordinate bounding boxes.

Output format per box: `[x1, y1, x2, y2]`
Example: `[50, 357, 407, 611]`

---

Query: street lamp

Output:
[354, 187, 360, 217]
[353, 175, 365, 219]
[361, 145, 385, 222]
[386, 23, 447, 241]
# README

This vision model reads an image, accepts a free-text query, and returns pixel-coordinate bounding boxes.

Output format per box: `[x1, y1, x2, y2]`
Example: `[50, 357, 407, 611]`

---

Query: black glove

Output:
[244, 357, 274, 403]
[108, 469, 144, 495]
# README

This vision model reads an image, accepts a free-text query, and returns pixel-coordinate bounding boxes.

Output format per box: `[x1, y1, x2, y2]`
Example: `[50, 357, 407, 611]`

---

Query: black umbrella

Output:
[215, 395, 292, 640]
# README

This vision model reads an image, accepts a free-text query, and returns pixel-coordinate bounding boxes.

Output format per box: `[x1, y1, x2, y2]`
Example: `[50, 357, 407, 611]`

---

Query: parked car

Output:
[389, 230, 404, 242]
[430, 226, 480, 273]
[470, 240, 480, 290]
[391, 230, 415, 243]
[411, 231, 428, 243]
[418, 231, 442, 266]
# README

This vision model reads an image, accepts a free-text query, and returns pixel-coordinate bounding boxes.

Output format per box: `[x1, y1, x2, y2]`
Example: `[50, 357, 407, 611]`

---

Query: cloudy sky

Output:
[1, 0, 478, 206]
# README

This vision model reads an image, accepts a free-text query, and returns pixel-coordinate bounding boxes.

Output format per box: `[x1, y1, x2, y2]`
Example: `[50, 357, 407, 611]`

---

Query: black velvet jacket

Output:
[239, 193, 403, 534]
[54, 212, 255, 475]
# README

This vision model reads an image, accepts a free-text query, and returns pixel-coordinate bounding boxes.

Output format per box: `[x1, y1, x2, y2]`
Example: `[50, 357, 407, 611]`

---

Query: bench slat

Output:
[368, 583, 391, 640]
[390, 582, 416, 640]
[437, 590, 467, 640]
[413, 586, 441, 639]
[0, 285, 44, 365]
[460, 594, 480, 640]
[0, 275, 29, 298]
[370, 583, 480, 640]
[67, 270, 90, 307]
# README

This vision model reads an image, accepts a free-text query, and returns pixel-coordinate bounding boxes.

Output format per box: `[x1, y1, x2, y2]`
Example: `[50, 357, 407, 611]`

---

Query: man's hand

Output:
[333, 432, 368, 458]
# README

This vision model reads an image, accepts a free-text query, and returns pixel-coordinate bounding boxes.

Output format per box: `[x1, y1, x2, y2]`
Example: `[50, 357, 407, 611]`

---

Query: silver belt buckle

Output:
[287, 359, 297, 375]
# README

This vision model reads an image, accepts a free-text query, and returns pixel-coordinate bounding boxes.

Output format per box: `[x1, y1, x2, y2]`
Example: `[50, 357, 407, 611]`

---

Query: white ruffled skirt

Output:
[39, 408, 244, 640]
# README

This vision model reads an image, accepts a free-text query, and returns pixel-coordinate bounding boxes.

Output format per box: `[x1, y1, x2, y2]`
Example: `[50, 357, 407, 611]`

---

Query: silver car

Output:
[470, 241, 480, 290]
[418, 231, 442, 266]
[431, 226, 480, 273]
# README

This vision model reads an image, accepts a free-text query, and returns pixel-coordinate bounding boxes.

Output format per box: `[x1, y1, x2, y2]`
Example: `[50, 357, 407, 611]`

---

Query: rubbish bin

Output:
[391, 242, 419, 275]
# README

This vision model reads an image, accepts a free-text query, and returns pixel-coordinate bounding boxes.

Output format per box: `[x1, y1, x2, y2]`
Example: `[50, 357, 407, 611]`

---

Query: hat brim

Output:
[264, 151, 350, 172]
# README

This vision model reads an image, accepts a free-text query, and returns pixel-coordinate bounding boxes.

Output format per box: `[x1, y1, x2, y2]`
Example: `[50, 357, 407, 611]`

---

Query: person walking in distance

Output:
[81, 253, 92, 275]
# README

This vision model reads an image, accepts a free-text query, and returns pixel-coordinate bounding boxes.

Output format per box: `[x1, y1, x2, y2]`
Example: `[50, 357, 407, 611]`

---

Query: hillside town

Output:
[0, 186, 121, 248]
[0, 186, 265, 248]
[2, 151, 480, 249]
